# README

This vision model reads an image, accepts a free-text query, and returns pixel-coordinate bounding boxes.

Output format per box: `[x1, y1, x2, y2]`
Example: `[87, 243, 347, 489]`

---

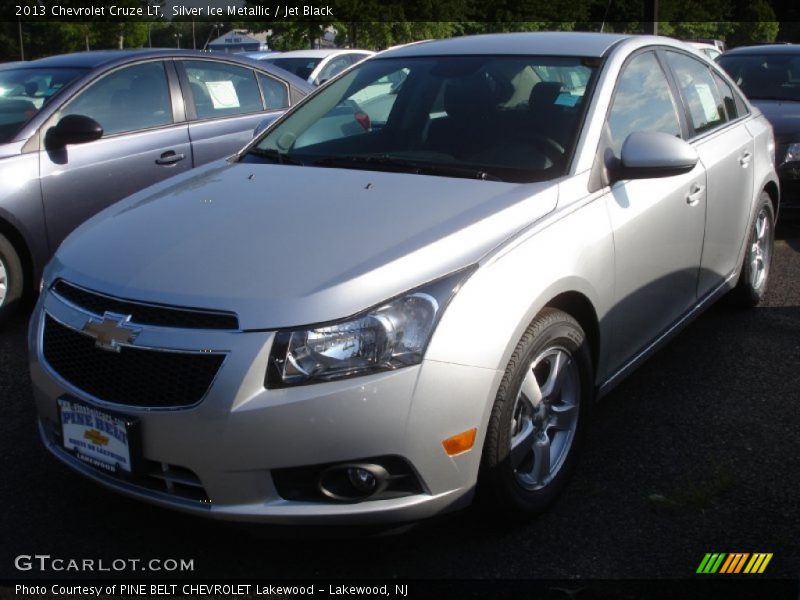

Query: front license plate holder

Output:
[57, 396, 142, 475]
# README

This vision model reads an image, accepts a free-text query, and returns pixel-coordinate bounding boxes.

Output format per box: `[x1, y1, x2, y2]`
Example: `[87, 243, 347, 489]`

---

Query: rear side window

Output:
[666, 51, 726, 135]
[62, 62, 171, 136]
[257, 72, 289, 110]
[712, 71, 739, 121]
[607, 51, 682, 156]
[183, 60, 263, 119]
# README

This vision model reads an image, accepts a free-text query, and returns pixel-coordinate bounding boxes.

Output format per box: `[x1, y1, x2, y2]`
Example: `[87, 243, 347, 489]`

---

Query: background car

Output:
[257, 49, 375, 85]
[718, 44, 800, 212]
[29, 33, 778, 526]
[688, 42, 722, 61]
[0, 49, 312, 324]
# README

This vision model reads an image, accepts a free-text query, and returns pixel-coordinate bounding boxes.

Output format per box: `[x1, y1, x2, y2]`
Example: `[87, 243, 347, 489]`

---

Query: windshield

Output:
[0, 67, 87, 143]
[717, 54, 800, 101]
[244, 55, 598, 183]
[265, 57, 324, 80]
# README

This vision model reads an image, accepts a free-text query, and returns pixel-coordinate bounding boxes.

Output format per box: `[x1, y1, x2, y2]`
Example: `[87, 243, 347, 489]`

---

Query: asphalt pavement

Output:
[1, 222, 798, 583]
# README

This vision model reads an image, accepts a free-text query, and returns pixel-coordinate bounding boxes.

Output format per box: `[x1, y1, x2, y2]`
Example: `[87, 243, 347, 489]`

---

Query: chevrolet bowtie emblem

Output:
[82, 312, 140, 352]
[84, 429, 109, 446]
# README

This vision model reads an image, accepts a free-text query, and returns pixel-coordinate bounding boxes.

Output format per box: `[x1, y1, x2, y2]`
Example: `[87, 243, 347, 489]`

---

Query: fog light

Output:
[319, 463, 389, 501]
[347, 467, 377, 493]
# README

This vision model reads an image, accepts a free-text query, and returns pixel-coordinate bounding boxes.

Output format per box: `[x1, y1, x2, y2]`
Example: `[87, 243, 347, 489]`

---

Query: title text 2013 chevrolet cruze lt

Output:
[29, 33, 778, 525]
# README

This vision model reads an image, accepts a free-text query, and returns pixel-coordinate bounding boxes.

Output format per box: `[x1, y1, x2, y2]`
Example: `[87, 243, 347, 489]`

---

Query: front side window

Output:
[62, 62, 171, 136]
[183, 61, 263, 120]
[244, 55, 598, 183]
[607, 52, 682, 156]
[666, 51, 726, 135]
[0, 66, 87, 142]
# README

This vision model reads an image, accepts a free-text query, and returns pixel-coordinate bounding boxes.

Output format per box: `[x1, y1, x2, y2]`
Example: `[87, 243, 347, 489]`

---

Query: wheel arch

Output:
[545, 291, 600, 376]
[763, 179, 779, 218]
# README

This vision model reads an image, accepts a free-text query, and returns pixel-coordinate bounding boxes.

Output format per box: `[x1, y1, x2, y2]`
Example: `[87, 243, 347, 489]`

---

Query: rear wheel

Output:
[0, 233, 24, 327]
[479, 308, 593, 516]
[729, 192, 775, 308]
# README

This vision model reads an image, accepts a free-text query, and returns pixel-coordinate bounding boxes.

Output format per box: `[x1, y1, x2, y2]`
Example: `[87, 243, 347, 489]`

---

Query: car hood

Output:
[51, 161, 558, 329]
[750, 99, 800, 142]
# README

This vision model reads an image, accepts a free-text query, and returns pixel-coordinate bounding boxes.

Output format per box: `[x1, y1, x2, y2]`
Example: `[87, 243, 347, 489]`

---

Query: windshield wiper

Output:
[245, 147, 305, 166]
[312, 155, 501, 181]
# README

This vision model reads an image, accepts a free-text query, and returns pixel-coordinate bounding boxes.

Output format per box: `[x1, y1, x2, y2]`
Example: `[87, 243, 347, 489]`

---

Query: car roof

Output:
[18, 49, 313, 92]
[379, 32, 632, 59]
[722, 44, 799, 56]
[265, 49, 374, 59]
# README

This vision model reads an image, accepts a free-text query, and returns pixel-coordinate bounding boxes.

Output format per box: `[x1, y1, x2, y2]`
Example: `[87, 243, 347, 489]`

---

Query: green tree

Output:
[728, 0, 779, 46]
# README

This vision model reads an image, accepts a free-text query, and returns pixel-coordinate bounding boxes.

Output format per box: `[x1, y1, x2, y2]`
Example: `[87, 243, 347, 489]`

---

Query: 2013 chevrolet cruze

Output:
[29, 33, 778, 525]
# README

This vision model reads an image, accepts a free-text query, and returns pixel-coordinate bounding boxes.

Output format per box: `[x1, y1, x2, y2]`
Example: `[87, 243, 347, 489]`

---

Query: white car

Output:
[259, 49, 375, 85]
[688, 42, 722, 61]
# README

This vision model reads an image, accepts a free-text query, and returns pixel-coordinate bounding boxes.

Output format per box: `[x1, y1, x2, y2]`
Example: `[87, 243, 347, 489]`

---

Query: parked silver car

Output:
[0, 49, 311, 324]
[29, 33, 778, 525]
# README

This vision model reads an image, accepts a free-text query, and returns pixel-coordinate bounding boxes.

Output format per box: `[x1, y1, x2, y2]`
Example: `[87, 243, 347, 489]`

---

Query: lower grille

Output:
[44, 419, 210, 504]
[42, 315, 224, 408]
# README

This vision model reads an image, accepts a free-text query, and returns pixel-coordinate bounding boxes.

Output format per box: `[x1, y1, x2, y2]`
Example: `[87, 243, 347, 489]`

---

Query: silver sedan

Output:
[29, 32, 778, 525]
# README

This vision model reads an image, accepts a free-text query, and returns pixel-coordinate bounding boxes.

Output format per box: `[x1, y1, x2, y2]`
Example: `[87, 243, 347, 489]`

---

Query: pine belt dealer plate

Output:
[58, 397, 139, 473]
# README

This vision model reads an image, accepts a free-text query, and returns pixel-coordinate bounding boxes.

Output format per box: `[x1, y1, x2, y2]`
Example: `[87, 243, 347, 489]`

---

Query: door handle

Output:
[155, 151, 186, 166]
[739, 151, 752, 168]
[686, 183, 704, 206]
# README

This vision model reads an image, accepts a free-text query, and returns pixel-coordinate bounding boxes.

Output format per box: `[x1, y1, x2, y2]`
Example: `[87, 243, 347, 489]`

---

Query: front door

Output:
[39, 60, 191, 251]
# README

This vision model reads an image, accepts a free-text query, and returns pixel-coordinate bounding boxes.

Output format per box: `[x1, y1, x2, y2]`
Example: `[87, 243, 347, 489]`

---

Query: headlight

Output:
[784, 143, 800, 165]
[266, 267, 474, 387]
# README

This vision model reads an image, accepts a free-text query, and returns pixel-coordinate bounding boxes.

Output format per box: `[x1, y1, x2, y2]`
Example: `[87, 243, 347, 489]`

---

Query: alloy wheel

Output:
[509, 346, 581, 490]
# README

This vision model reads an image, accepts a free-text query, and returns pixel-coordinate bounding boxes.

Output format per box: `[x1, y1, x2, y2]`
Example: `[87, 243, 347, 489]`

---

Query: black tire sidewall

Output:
[480, 309, 593, 515]
[733, 193, 775, 307]
[0, 233, 24, 324]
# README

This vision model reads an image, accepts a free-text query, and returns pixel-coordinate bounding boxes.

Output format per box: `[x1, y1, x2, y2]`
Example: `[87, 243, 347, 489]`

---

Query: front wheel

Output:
[728, 192, 775, 308]
[479, 308, 593, 516]
[0, 233, 24, 327]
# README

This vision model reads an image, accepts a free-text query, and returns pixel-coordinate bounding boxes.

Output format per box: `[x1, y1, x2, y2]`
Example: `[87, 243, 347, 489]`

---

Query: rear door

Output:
[177, 59, 290, 166]
[663, 50, 755, 296]
[39, 60, 191, 251]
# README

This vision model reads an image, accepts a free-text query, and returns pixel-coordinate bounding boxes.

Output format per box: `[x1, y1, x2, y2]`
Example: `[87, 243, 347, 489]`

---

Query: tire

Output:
[728, 192, 775, 308]
[0, 233, 24, 327]
[479, 308, 593, 517]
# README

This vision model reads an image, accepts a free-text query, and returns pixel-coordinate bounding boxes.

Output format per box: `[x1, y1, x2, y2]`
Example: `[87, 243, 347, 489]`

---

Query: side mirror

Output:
[613, 131, 698, 182]
[46, 114, 103, 149]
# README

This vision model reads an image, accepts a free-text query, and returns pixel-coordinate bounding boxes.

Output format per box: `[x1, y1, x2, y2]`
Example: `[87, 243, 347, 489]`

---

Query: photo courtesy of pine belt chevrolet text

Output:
[28, 32, 779, 526]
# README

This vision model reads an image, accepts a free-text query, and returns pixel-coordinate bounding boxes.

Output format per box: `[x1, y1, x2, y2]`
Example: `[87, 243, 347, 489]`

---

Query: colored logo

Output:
[84, 429, 110, 446]
[696, 553, 773, 574]
[82, 312, 140, 352]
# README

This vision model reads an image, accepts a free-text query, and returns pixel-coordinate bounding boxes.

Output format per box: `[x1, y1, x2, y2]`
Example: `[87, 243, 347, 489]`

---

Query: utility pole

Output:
[643, 0, 658, 35]
[18, 18, 24, 60]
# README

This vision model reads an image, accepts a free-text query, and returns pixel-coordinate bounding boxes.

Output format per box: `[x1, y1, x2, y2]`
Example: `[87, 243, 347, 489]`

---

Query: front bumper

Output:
[777, 161, 800, 209]
[28, 289, 502, 525]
